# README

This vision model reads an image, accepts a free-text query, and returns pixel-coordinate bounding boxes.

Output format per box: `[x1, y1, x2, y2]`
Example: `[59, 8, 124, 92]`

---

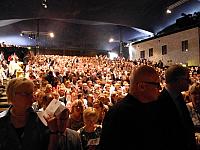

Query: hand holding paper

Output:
[37, 99, 67, 126]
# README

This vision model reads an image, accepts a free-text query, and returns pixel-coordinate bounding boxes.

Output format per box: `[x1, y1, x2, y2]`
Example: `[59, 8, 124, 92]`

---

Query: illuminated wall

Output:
[130, 27, 200, 66]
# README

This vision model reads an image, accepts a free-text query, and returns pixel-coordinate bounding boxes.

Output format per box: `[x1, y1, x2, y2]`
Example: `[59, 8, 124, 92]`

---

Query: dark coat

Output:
[0, 108, 83, 150]
[0, 108, 49, 150]
[99, 94, 164, 150]
[158, 88, 196, 150]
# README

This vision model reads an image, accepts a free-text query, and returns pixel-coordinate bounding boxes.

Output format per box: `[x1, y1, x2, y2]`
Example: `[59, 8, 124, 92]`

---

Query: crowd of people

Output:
[0, 52, 200, 149]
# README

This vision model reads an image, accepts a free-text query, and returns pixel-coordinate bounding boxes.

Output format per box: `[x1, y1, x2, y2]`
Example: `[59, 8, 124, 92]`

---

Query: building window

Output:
[162, 45, 167, 55]
[140, 50, 145, 58]
[182, 40, 188, 52]
[149, 48, 153, 57]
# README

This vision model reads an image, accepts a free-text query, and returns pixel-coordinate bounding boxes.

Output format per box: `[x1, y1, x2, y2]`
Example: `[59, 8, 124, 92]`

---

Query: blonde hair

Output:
[6, 78, 34, 103]
[83, 107, 99, 123]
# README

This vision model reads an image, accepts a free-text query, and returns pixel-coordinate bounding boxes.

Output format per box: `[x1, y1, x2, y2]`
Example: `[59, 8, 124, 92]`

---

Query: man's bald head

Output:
[129, 65, 160, 103]
[130, 65, 159, 84]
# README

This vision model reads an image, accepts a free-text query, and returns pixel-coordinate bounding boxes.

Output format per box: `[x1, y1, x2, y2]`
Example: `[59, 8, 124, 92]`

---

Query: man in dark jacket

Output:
[99, 65, 163, 150]
[158, 65, 196, 150]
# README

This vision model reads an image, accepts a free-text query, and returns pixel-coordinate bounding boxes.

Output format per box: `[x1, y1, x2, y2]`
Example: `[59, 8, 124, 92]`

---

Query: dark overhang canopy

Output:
[0, 0, 199, 50]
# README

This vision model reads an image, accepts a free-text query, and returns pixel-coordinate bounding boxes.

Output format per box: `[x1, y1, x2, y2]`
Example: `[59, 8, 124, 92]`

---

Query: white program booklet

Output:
[37, 99, 66, 126]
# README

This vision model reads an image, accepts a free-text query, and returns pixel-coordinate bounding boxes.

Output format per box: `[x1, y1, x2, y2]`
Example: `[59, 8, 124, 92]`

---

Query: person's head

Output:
[33, 79, 40, 91]
[87, 80, 93, 87]
[165, 65, 190, 92]
[42, 93, 54, 110]
[71, 92, 78, 101]
[87, 94, 94, 103]
[52, 91, 60, 100]
[64, 80, 71, 88]
[48, 71, 53, 76]
[104, 83, 111, 92]
[7, 78, 34, 111]
[45, 84, 52, 93]
[98, 94, 106, 103]
[111, 91, 120, 104]
[71, 99, 84, 114]
[93, 99, 105, 113]
[55, 108, 70, 132]
[33, 90, 45, 109]
[83, 107, 99, 126]
[58, 88, 66, 97]
[114, 83, 121, 90]
[189, 83, 200, 112]
[78, 93, 84, 99]
[77, 80, 83, 88]
[82, 83, 88, 90]
[129, 65, 160, 103]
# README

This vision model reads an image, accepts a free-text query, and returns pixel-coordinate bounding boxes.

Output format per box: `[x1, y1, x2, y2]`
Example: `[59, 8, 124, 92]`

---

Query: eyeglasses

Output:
[177, 76, 191, 82]
[57, 118, 68, 121]
[180, 78, 191, 83]
[16, 92, 33, 97]
[191, 92, 200, 96]
[74, 105, 83, 109]
[142, 81, 161, 89]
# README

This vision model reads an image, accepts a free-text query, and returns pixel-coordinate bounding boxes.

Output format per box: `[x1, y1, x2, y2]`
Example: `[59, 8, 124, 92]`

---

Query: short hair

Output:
[130, 65, 158, 84]
[129, 65, 158, 92]
[83, 107, 99, 123]
[6, 78, 34, 103]
[165, 65, 188, 84]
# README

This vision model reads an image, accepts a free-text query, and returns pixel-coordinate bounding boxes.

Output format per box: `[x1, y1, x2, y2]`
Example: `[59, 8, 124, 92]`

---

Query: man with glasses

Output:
[100, 65, 163, 150]
[158, 65, 196, 150]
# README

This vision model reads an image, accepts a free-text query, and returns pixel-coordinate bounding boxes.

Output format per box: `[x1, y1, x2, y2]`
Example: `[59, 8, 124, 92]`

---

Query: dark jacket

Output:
[0, 108, 49, 150]
[99, 94, 164, 150]
[158, 88, 196, 150]
[0, 108, 83, 150]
